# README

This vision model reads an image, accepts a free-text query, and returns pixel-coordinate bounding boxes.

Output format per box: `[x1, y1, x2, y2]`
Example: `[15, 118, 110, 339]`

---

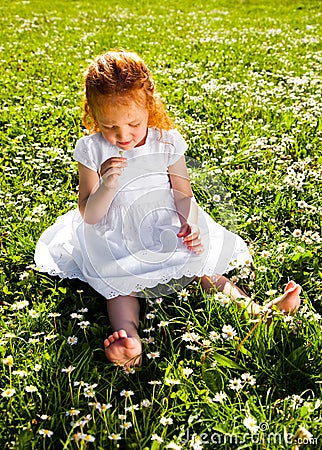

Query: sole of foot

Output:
[271, 280, 302, 314]
[104, 330, 142, 367]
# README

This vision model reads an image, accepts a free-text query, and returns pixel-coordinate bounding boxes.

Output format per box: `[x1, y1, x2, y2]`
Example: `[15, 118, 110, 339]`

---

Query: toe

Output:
[118, 329, 127, 339]
[107, 334, 115, 344]
[113, 331, 120, 340]
[285, 280, 296, 291]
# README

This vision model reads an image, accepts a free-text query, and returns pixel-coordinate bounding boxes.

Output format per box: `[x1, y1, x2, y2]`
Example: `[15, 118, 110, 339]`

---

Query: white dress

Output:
[34, 128, 251, 299]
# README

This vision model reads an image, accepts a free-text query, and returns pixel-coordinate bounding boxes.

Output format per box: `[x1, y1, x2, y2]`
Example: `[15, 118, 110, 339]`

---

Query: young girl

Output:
[34, 50, 301, 367]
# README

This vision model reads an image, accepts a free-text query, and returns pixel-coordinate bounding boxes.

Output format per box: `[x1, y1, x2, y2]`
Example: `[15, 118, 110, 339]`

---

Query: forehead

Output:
[96, 97, 147, 124]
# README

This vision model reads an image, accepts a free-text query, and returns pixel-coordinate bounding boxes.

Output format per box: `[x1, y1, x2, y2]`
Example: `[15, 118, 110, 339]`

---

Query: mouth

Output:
[117, 141, 132, 146]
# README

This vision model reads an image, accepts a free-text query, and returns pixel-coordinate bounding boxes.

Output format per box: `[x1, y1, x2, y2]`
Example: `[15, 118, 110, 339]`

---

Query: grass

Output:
[1, 0, 322, 448]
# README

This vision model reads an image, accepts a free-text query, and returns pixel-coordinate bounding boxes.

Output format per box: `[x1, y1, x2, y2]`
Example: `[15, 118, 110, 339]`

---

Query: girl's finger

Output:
[188, 243, 204, 254]
[102, 167, 123, 178]
[188, 238, 202, 247]
[100, 158, 127, 173]
[183, 231, 200, 243]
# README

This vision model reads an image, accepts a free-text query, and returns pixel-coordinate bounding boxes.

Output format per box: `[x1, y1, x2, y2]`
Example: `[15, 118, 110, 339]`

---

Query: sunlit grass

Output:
[1, 0, 321, 448]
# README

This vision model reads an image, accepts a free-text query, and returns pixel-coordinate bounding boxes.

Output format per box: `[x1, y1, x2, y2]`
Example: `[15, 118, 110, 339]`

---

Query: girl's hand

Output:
[100, 157, 127, 191]
[177, 222, 204, 254]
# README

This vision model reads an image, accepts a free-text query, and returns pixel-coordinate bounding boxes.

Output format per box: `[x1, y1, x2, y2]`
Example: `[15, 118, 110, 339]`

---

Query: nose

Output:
[116, 127, 130, 142]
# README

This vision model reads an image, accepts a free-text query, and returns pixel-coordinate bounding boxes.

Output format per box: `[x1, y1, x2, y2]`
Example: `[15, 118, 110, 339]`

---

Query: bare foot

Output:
[104, 330, 142, 367]
[268, 280, 301, 314]
[245, 280, 301, 317]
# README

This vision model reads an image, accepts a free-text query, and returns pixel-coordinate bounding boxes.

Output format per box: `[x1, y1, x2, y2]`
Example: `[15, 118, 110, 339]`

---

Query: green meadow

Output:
[1, 0, 321, 448]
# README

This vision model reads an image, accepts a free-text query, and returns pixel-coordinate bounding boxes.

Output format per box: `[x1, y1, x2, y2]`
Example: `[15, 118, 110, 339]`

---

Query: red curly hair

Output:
[83, 50, 174, 133]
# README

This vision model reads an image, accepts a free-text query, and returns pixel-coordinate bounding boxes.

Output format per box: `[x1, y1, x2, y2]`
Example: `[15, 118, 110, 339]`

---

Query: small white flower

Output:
[146, 313, 155, 319]
[166, 443, 182, 449]
[190, 433, 203, 450]
[80, 434, 95, 442]
[212, 391, 227, 403]
[29, 309, 40, 318]
[265, 289, 277, 296]
[83, 388, 95, 398]
[181, 331, 200, 342]
[70, 432, 83, 441]
[77, 321, 90, 328]
[33, 364, 42, 372]
[243, 416, 259, 433]
[39, 429, 53, 438]
[229, 378, 243, 391]
[222, 325, 237, 340]
[165, 378, 181, 385]
[147, 351, 160, 359]
[125, 404, 139, 412]
[182, 367, 193, 377]
[160, 416, 173, 425]
[141, 399, 151, 407]
[61, 366, 76, 373]
[186, 344, 199, 351]
[40, 415, 50, 420]
[297, 200, 307, 208]
[178, 288, 190, 301]
[67, 336, 78, 345]
[143, 327, 155, 333]
[2, 355, 13, 366]
[123, 366, 136, 374]
[12, 370, 28, 377]
[293, 229, 302, 238]
[12, 300, 29, 310]
[70, 313, 83, 319]
[120, 389, 134, 397]
[66, 409, 80, 416]
[97, 403, 112, 412]
[142, 336, 155, 344]
[241, 373, 256, 385]
[214, 292, 231, 307]
[1, 388, 16, 397]
[209, 331, 221, 341]
[25, 385, 38, 393]
[19, 271, 30, 280]
[120, 421, 132, 430]
[48, 312, 61, 318]
[108, 433, 121, 441]
[151, 434, 164, 443]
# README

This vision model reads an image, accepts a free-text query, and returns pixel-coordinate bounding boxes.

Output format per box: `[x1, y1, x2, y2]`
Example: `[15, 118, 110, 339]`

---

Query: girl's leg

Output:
[104, 295, 142, 366]
[200, 275, 301, 315]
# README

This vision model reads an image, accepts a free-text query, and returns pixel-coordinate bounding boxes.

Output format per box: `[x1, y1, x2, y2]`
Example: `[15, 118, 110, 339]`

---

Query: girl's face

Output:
[95, 98, 149, 151]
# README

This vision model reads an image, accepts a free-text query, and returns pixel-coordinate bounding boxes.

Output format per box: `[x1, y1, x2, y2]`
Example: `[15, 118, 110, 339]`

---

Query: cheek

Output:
[136, 126, 147, 138]
[102, 130, 115, 143]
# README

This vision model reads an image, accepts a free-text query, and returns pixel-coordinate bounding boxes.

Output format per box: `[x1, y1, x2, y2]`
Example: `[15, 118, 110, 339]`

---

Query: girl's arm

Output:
[168, 156, 204, 254]
[78, 157, 127, 225]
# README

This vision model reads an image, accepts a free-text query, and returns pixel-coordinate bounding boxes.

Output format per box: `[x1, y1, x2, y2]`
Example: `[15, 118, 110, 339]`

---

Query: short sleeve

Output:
[167, 129, 188, 166]
[73, 137, 98, 172]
